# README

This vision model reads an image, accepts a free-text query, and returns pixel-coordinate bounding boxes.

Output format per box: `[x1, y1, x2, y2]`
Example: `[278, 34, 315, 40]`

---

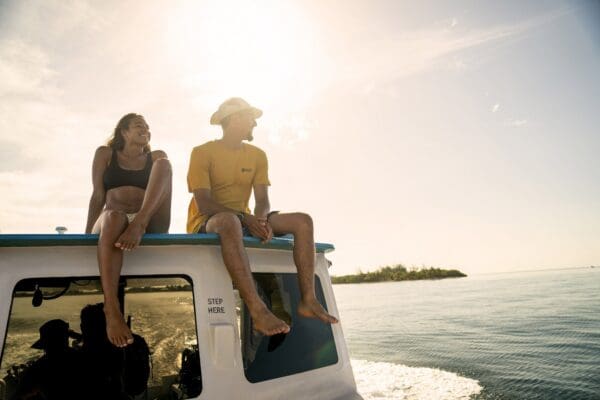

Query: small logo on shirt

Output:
[241, 168, 253, 173]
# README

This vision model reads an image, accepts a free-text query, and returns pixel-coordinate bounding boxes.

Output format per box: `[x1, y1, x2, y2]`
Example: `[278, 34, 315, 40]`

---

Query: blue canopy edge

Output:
[0, 233, 334, 253]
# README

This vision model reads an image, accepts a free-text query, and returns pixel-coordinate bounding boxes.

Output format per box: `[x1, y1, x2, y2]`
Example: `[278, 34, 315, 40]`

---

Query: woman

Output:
[85, 113, 172, 348]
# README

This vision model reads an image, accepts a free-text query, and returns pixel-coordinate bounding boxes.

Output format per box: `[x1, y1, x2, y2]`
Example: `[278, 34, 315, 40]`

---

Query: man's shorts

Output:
[198, 211, 280, 236]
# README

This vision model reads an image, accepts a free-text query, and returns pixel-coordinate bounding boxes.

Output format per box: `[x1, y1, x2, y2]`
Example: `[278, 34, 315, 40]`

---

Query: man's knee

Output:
[295, 213, 313, 232]
[209, 212, 243, 235]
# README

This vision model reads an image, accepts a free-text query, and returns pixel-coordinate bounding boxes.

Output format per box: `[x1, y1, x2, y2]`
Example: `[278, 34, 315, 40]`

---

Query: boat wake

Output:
[351, 359, 481, 400]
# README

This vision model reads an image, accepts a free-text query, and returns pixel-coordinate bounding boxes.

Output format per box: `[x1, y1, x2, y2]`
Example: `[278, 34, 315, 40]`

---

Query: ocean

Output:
[2, 267, 598, 399]
[334, 267, 600, 400]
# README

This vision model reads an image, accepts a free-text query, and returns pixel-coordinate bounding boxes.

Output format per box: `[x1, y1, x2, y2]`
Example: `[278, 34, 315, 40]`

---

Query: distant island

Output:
[331, 264, 467, 284]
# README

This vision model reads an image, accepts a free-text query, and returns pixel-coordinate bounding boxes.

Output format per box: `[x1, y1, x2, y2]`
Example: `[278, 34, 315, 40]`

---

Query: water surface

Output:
[334, 267, 600, 399]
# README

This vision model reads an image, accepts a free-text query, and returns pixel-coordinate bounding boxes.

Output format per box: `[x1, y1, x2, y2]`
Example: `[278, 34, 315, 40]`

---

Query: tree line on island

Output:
[331, 264, 466, 284]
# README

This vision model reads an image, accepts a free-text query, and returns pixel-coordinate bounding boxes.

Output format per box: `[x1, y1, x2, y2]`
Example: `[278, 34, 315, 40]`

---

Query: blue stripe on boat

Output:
[0, 233, 334, 253]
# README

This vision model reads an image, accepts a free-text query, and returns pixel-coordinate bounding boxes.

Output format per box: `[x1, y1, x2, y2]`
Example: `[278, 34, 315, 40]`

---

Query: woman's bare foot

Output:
[115, 222, 145, 251]
[251, 307, 291, 336]
[104, 305, 134, 347]
[298, 298, 339, 324]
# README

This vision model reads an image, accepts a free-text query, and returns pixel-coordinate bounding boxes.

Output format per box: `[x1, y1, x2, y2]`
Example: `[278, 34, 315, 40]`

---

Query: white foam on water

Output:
[351, 359, 482, 400]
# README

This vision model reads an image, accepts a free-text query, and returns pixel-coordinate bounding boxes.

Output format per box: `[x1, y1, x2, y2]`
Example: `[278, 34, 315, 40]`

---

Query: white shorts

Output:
[91, 211, 137, 233]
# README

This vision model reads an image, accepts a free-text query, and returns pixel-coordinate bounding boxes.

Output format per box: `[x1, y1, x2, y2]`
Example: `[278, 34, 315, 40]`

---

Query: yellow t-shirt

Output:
[186, 140, 270, 233]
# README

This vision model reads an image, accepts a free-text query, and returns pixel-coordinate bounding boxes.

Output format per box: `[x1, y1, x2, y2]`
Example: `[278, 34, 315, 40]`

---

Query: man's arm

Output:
[192, 188, 239, 217]
[253, 184, 271, 220]
[253, 184, 273, 242]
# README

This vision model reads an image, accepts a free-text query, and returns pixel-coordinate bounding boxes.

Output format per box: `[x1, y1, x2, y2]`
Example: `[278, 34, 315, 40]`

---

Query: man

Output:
[13, 320, 84, 400]
[78, 303, 150, 400]
[187, 97, 338, 336]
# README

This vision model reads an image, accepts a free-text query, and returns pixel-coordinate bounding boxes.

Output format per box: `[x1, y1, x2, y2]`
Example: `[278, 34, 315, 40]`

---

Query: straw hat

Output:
[210, 97, 262, 125]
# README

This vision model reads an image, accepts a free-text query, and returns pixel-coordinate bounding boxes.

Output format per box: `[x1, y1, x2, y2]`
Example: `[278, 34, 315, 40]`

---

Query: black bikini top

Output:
[103, 150, 153, 191]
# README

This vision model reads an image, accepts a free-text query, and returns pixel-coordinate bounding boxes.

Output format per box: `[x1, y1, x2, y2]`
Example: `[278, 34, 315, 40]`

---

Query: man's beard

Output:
[246, 132, 254, 141]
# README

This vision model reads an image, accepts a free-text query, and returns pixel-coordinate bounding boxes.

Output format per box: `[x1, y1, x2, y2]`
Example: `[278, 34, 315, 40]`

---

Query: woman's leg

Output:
[116, 158, 172, 249]
[96, 209, 134, 347]
[145, 161, 172, 233]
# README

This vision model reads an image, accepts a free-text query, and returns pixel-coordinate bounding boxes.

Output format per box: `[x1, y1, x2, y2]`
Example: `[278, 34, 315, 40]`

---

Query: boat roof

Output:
[0, 233, 334, 253]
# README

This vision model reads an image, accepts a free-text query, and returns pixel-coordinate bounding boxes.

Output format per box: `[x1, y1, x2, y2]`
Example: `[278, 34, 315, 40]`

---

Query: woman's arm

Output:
[85, 146, 110, 233]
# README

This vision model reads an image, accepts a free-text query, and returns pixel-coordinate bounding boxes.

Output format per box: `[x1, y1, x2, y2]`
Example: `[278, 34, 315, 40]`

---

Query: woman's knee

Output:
[101, 210, 128, 230]
[97, 211, 128, 245]
[153, 158, 172, 175]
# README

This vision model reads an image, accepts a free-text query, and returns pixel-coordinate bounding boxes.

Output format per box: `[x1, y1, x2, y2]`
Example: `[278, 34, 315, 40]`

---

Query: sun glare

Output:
[165, 0, 327, 145]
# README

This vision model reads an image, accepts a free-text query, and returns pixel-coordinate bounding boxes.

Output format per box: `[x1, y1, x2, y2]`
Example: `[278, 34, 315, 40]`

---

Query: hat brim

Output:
[31, 328, 77, 349]
[210, 107, 262, 125]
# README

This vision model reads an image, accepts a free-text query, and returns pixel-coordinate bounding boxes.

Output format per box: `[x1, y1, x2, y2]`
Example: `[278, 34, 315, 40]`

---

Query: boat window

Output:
[235, 273, 338, 383]
[0, 275, 202, 400]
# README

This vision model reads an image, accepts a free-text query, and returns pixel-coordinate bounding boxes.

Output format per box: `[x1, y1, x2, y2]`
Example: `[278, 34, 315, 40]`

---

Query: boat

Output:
[0, 233, 362, 400]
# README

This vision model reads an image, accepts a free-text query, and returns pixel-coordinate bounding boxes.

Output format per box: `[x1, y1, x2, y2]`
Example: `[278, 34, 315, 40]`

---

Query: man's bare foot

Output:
[251, 307, 291, 336]
[298, 298, 339, 324]
[115, 222, 145, 251]
[104, 306, 134, 347]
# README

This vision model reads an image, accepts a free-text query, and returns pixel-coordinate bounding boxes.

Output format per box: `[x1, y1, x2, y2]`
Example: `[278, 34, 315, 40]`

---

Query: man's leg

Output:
[116, 158, 172, 249]
[206, 212, 290, 336]
[96, 210, 135, 347]
[269, 212, 338, 324]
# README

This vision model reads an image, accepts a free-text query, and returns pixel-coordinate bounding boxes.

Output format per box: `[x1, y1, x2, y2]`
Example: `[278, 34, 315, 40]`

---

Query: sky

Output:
[1, 0, 599, 276]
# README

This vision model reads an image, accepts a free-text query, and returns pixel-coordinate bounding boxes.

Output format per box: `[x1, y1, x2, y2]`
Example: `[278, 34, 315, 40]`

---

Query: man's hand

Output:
[244, 214, 272, 243]
[257, 218, 273, 244]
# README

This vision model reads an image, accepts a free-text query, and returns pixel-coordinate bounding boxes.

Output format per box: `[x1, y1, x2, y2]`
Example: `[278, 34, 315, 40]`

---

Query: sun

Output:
[165, 0, 327, 143]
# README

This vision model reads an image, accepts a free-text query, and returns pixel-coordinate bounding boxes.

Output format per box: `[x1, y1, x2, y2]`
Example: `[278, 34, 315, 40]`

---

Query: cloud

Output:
[0, 170, 88, 232]
[0, 140, 35, 172]
[0, 1, 248, 233]
[266, 114, 314, 147]
[507, 119, 528, 127]
[0, 13, 107, 232]
[0, 1, 573, 235]
[492, 104, 500, 113]
[0, 39, 56, 96]
[332, 7, 573, 85]
[448, 56, 468, 71]
[0, 39, 65, 166]
[451, 18, 458, 28]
